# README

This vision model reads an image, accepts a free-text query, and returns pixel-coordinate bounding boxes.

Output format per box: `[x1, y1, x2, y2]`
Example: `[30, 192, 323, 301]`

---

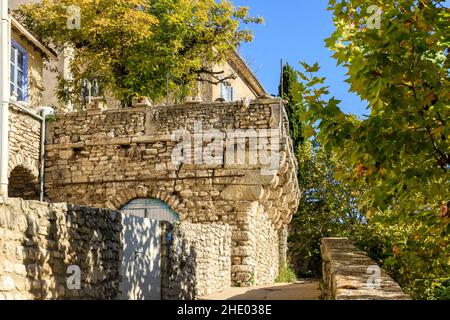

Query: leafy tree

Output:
[304, 0, 450, 224]
[355, 212, 450, 299]
[292, 0, 449, 299]
[289, 139, 365, 277]
[16, 0, 263, 106]
[279, 64, 364, 277]
[292, 62, 449, 298]
[279, 63, 304, 148]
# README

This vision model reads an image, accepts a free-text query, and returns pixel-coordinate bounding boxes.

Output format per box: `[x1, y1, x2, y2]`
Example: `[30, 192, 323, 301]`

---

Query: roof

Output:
[10, 16, 57, 60]
[228, 50, 266, 97]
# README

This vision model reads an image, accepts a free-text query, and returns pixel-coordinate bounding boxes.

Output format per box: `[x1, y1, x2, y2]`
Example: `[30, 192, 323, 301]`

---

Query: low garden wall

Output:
[0, 197, 122, 300]
[0, 197, 233, 300]
[321, 237, 411, 300]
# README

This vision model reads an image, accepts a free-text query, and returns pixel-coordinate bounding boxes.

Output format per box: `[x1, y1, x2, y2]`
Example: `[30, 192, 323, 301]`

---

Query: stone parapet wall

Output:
[165, 222, 231, 299]
[321, 238, 411, 300]
[0, 197, 122, 300]
[44, 99, 299, 228]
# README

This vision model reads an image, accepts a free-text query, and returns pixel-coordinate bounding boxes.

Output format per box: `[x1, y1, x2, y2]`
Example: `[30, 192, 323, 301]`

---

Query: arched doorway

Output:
[119, 198, 179, 300]
[121, 198, 179, 223]
[8, 166, 39, 200]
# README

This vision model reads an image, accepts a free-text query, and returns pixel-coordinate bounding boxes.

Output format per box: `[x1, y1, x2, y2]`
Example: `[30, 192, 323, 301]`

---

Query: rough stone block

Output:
[14, 264, 27, 276]
[0, 276, 15, 292]
[220, 185, 264, 201]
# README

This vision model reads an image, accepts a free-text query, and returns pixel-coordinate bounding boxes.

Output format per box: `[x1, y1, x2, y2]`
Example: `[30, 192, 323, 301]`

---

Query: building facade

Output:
[1, 2, 301, 300]
[10, 17, 56, 108]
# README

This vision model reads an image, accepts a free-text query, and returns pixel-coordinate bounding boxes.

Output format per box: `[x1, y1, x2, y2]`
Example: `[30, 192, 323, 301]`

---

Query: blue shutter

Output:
[22, 50, 28, 102]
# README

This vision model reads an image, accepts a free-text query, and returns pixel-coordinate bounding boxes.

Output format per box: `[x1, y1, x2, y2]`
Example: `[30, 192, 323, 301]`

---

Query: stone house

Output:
[197, 50, 266, 103]
[9, 15, 57, 108]
[49, 47, 266, 110]
[4, 14, 56, 200]
[1, 4, 301, 300]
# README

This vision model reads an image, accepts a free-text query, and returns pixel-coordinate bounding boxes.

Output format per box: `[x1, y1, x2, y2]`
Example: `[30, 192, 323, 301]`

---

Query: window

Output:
[220, 82, 235, 102]
[10, 41, 28, 102]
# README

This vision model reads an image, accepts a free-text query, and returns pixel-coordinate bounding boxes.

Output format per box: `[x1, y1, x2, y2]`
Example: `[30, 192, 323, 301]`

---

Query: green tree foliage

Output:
[307, 0, 450, 223]
[16, 0, 263, 106]
[275, 263, 297, 283]
[289, 139, 365, 277]
[292, 0, 449, 299]
[355, 212, 450, 299]
[279, 63, 364, 278]
[279, 63, 304, 148]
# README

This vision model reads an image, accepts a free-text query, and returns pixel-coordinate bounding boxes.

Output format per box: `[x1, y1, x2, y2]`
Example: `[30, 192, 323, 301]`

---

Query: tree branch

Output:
[194, 67, 237, 85]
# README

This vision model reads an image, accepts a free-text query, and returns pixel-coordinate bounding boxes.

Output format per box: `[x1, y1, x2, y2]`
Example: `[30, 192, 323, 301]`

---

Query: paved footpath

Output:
[199, 279, 322, 300]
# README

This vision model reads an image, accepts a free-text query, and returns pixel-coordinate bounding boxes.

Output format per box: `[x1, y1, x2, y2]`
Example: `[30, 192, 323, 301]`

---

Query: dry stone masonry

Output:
[165, 222, 231, 299]
[0, 197, 122, 300]
[321, 238, 411, 300]
[0, 197, 240, 300]
[44, 98, 301, 286]
[7, 104, 42, 199]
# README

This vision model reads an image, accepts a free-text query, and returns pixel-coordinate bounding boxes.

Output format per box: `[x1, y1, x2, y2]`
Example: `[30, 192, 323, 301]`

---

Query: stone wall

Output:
[252, 204, 279, 286]
[165, 222, 231, 299]
[44, 98, 300, 286]
[231, 202, 280, 286]
[278, 225, 288, 267]
[0, 197, 122, 300]
[8, 104, 42, 199]
[321, 238, 411, 300]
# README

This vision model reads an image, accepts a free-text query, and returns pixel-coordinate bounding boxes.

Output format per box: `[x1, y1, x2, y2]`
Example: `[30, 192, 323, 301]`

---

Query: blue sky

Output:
[234, 0, 450, 117]
[233, 0, 367, 116]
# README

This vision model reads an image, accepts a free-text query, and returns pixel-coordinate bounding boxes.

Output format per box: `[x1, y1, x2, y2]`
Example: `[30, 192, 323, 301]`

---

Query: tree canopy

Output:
[286, 0, 449, 299]
[302, 0, 449, 230]
[289, 139, 365, 277]
[16, 0, 263, 106]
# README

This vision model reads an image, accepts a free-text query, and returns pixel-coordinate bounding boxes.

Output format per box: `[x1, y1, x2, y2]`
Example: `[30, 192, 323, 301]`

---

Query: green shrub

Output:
[276, 264, 297, 283]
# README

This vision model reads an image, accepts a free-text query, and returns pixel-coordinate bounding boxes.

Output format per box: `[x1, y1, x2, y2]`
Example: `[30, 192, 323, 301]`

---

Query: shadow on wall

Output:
[21, 203, 63, 300]
[2, 198, 230, 300]
[119, 216, 203, 300]
[8, 166, 39, 200]
[64, 206, 122, 299]
[120, 215, 162, 300]
[164, 224, 198, 300]
[2, 200, 122, 300]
